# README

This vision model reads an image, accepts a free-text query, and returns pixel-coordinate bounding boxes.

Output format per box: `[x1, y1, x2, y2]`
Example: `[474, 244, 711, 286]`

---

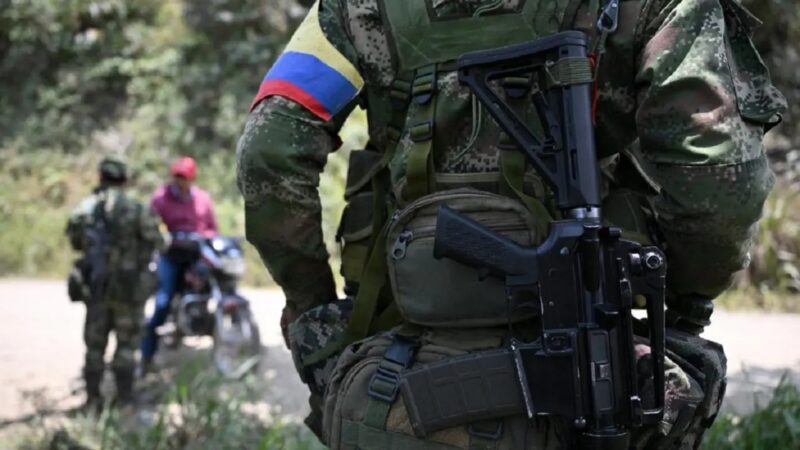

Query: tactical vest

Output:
[84, 189, 150, 302]
[291, 2, 737, 447]
[318, 0, 654, 442]
[335, 0, 647, 345]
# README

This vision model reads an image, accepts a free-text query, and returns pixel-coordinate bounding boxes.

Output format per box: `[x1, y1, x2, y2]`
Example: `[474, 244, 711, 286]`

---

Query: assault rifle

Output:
[432, 31, 667, 449]
[85, 199, 109, 304]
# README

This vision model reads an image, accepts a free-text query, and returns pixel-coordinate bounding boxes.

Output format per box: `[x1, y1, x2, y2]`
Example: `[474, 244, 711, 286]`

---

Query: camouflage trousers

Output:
[84, 299, 144, 373]
[288, 303, 726, 449]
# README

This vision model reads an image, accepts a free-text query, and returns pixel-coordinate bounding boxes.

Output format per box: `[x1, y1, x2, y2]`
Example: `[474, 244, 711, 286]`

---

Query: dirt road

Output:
[0, 278, 798, 424]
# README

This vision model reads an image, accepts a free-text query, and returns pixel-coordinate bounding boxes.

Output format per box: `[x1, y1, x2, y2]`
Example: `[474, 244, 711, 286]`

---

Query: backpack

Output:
[69, 189, 151, 304]
[290, 1, 722, 448]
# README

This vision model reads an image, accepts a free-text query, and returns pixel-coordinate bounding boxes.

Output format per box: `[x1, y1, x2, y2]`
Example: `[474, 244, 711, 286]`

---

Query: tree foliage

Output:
[0, 0, 303, 156]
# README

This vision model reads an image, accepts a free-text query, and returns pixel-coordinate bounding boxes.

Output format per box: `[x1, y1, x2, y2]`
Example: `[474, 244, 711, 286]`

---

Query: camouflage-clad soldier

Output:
[237, 0, 785, 448]
[66, 158, 163, 408]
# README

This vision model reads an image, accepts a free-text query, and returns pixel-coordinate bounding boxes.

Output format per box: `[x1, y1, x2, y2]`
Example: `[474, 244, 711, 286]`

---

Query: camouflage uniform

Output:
[66, 159, 163, 405]
[237, 0, 785, 447]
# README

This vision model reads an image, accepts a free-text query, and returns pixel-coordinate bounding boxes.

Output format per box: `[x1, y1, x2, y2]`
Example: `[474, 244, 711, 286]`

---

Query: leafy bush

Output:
[706, 378, 800, 450]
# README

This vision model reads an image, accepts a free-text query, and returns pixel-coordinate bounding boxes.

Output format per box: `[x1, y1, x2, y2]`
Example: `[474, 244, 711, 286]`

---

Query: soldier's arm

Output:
[633, 0, 786, 328]
[139, 206, 165, 254]
[236, 0, 362, 332]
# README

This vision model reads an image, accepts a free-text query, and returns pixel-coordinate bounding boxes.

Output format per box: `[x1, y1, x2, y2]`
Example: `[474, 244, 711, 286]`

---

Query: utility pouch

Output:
[339, 193, 375, 284]
[339, 149, 386, 284]
[324, 329, 511, 450]
[386, 188, 541, 327]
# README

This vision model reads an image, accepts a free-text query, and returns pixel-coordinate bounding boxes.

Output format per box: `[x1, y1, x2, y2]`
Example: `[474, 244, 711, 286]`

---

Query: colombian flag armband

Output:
[250, 2, 364, 121]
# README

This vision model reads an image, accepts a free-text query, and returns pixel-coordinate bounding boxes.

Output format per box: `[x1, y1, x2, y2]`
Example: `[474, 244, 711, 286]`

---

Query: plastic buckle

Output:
[367, 366, 401, 402]
[390, 79, 411, 110]
[468, 421, 504, 441]
[410, 120, 434, 142]
[367, 335, 419, 403]
[412, 70, 437, 105]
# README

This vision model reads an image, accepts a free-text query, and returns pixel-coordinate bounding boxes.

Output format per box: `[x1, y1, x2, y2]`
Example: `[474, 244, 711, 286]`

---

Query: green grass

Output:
[706, 378, 800, 450]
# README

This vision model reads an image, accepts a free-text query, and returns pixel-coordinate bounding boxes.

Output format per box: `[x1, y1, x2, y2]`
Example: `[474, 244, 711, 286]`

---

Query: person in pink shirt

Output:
[150, 157, 218, 237]
[141, 156, 219, 368]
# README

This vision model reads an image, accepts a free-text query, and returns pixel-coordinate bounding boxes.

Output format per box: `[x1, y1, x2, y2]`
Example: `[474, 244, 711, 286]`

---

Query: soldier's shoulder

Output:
[328, 0, 394, 84]
[106, 189, 145, 215]
[71, 194, 99, 217]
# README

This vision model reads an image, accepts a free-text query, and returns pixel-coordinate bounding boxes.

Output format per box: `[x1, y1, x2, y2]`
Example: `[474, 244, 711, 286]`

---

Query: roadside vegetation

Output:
[0, 356, 325, 450]
[706, 378, 800, 450]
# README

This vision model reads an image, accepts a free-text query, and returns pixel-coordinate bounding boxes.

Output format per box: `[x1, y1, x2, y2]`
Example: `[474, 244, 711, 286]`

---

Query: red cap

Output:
[170, 156, 197, 181]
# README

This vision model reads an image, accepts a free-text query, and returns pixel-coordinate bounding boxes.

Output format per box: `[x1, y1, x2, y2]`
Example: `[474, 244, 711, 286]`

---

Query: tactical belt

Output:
[399, 348, 526, 437]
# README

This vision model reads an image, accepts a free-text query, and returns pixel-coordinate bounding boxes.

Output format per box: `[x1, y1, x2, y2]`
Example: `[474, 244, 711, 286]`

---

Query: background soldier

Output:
[66, 158, 163, 408]
[237, 0, 785, 448]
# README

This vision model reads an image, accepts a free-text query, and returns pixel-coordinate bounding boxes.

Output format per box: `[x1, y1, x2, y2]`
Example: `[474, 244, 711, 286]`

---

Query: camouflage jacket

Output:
[66, 186, 164, 301]
[237, 0, 786, 322]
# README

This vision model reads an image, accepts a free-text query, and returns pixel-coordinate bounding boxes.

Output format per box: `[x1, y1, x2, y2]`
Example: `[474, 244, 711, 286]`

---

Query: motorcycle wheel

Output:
[212, 305, 261, 379]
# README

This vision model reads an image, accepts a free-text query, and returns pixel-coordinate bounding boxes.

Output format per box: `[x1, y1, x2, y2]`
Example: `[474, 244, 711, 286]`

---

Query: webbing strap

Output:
[404, 64, 437, 201]
[344, 220, 391, 343]
[371, 300, 401, 334]
[301, 219, 393, 367]
[467, 421, 504, 450]
[545, 56, 594, 87]
[341, 419, 462, 450]
[364, 337, 418, 430]
[386, 76, 412, 149]
[499, 151, 551, 239]
[498, 80, 552, 240]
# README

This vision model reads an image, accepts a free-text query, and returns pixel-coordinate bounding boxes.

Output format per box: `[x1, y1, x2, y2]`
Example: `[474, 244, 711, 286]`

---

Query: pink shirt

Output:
[150, 184, 218, 237]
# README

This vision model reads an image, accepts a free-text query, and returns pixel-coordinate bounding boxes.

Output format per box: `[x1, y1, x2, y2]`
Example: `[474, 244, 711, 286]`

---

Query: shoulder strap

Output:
[91, 196, 107, 227]
[403, 64, 438, 201]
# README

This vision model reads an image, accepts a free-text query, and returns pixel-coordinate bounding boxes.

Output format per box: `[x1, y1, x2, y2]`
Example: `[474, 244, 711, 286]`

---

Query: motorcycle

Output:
[159, 232, 261, 378]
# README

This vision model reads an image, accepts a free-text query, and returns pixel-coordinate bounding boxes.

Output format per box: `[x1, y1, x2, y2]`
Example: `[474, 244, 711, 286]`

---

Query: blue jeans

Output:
[140, 255, 186, 360]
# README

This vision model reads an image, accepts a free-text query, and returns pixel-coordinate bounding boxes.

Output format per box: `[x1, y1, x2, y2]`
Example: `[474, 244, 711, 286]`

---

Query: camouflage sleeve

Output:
[236, 0, 360, 330]
[633, 0, 786, 302]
